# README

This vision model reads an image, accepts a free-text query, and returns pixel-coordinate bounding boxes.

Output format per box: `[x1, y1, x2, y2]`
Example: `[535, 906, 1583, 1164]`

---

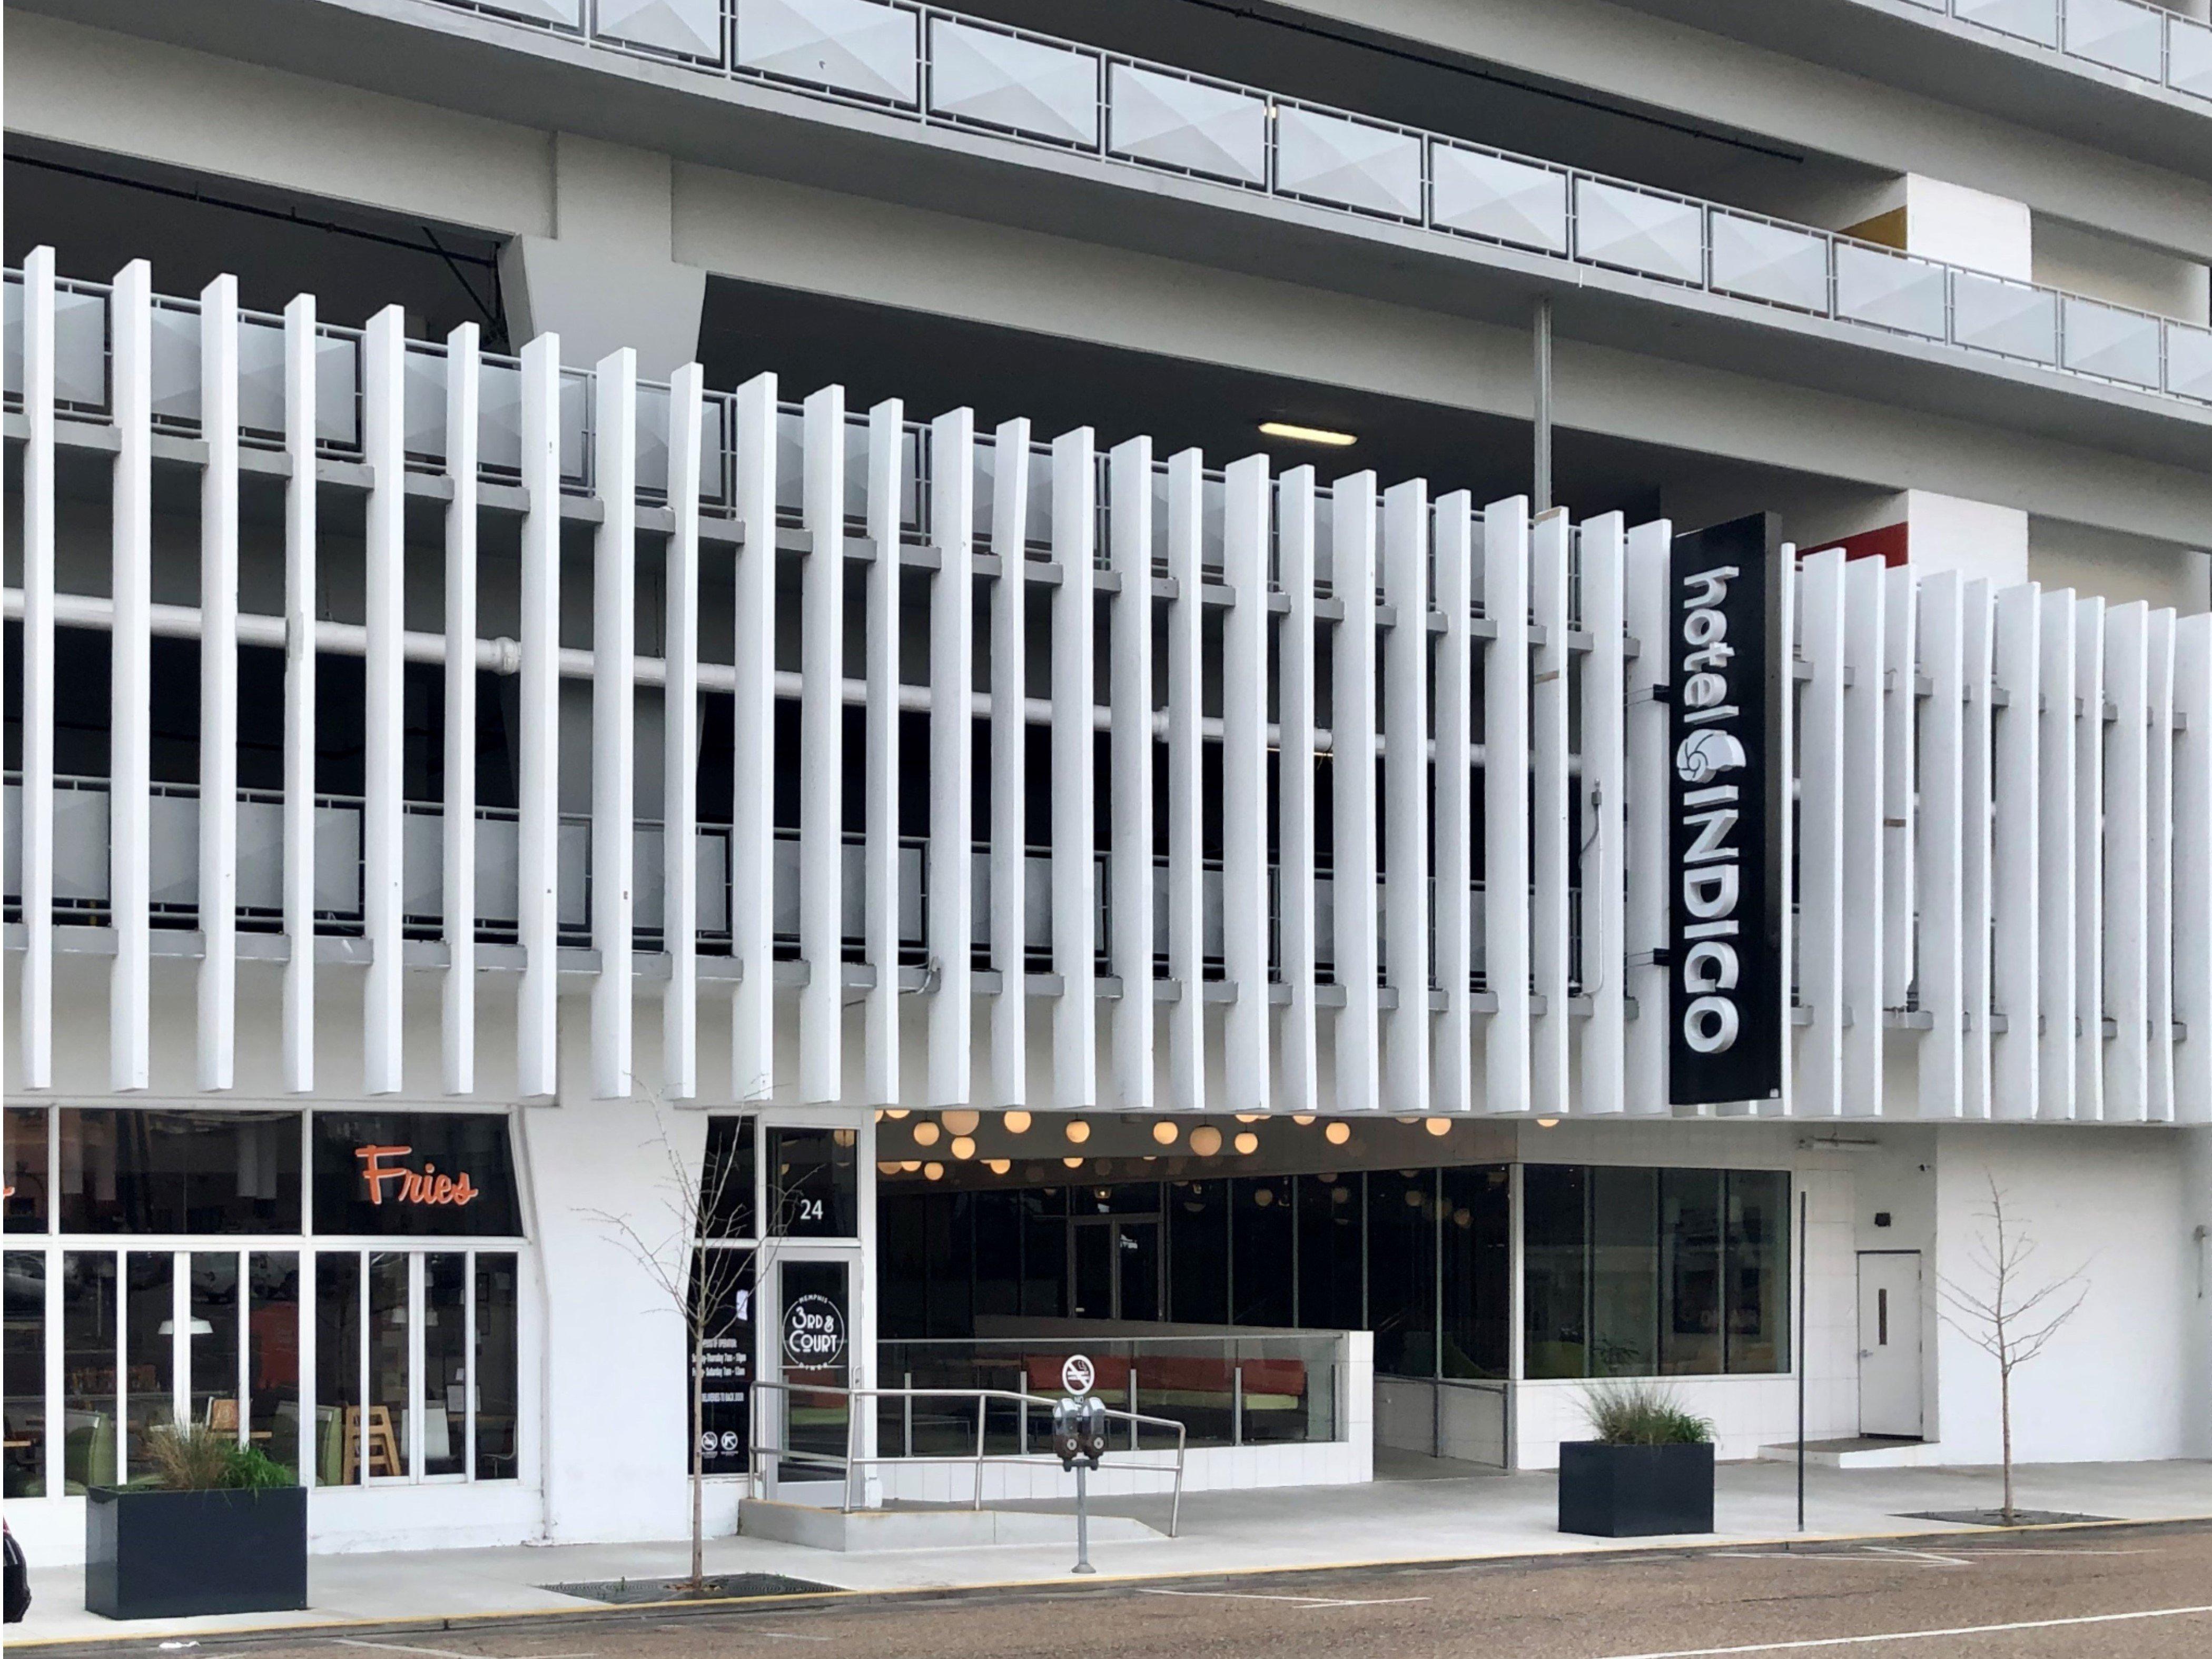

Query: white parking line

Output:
[1597, 1601, 2212, 1658]
[1139, 1588, 1431, 1610]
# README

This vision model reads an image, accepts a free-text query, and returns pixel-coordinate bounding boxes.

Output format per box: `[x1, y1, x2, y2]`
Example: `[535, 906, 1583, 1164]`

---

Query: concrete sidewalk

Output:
[14, 1458, 2211, 1646]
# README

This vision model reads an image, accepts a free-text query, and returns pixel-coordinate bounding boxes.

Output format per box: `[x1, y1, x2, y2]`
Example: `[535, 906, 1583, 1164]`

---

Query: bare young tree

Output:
[583, 1099, 755, 1591]
[1936, 1178, 2090, 1523]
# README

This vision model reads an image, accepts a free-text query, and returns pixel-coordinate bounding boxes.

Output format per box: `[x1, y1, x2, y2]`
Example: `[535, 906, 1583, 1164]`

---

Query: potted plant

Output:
[1557, 1380, 1715, 1538]
[85, 1421, 307, 1619]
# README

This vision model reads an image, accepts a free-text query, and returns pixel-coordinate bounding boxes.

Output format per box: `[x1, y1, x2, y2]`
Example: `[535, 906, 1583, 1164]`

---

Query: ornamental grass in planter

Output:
[86, 1421, 308, 1620]
[1557, 1381, 1716, 1538]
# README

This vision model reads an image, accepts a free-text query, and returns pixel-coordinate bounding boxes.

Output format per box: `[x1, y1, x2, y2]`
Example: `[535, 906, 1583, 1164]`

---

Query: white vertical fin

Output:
[1578, 513, 1627, 1115]
[862, 398, 904, 1105]
[987, 418, 1031, 1108]
[662, 365, 704, 1101]
[1917, 570, 1964, 1119]
[1480, 496, 1530, 1116]
[1622, 518, 1672, 1117]
[442, 323, 481, 1097]
[730, 373, 778, 1103]
[2171, 613, 2211, 1124]
[1991, 583, 2043, 1121]
[515, 333, 564, 1100]
[197, 275, 241, 1092]
[1528, 508, 1572, 1115]
[1106, 436, 1156, 1111]
[591, 348, 638, 1100]
[110, 260, 153, 1093]
[1795, 548, 1847, 1118]
[18, 248, 56, 1091]
[1163, 450, 1206, 1116]
[1840, 553, 1886, 1117]
[1959, 580, 1995, 1120]
[1334, 475, 1382, 1114]
[2102, 601, 2148, 1123]
[2145, 607, 2176, 1122]
[2073, 595, 2106, 1122]
[1380, 479, 1431, 1118]
[1882, 566, 1918, 1017]
[926, 407, 975, 1107]
[1049, 427, 1098, 1110]
[2036, 591, 2078, 1120]
[1429, 492, 1475, 1115]
[1222, 454, 1272, 1114]
[280, 294, 319, 1095]
[360, 308, 407, 1096]
[1277, 468, 1321, 1115]
[798, 385, 846, 1104]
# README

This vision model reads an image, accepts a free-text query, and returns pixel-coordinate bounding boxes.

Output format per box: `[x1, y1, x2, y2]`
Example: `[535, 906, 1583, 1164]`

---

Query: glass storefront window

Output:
[1660, 1170, 1725, 1376]
[1523, 1164, 1589, 1380]
[1168, 1180, 1228, 1325]
[5, 1107, 50, 1231]
[62, 1251, 117, 1493]
[699, 1117, 756, 1239]
[313, 1115, 520, 1237]
[249, 1253, 301, 1476]
[766, 1128, 857, 1237]
[474, 1253, 520, 1480]
[4, 1251, 45, 1496]
[423, 1254, 468, 1477]
[1440, 1164, 1510, 1379]
[60, 1111, 300, 1233]
[1366, 1170, 1437, 1378]
[369, 1252, 412, 1478]
[1232, 1177, 1293, 1327]
[972, 1192, 1021, 1320]
[1017, 1187, 1065, 1318]
[187, 1251, 240, 1433]
[1590, 1167, 1659, 1377]
[1726, 1171, 1791, 1373]
[315, 1252, 362, 1485]
[1296, 1171, 1362, 1332]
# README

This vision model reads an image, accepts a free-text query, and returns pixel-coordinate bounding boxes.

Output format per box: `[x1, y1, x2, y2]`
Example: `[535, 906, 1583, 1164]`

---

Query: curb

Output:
[13, 1512, 2212, 1652]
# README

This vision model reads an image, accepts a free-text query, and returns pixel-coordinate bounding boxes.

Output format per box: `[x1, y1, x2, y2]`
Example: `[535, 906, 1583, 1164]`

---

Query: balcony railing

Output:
[1891, 0, 2212, 100]
[370, 0, 2212, 405]
[1, 775, 1539, 994]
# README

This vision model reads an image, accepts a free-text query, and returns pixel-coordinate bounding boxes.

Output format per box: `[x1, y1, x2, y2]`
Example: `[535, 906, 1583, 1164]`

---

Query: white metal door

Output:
[1856, 1251, 1923, 1438]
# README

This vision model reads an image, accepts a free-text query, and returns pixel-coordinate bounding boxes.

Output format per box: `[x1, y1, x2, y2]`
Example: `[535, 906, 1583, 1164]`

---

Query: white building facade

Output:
[3, 0, 2210, 1564]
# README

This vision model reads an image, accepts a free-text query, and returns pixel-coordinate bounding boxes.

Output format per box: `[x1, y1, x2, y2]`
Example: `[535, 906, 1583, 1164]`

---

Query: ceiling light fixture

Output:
[1259, 420, 1357, 448]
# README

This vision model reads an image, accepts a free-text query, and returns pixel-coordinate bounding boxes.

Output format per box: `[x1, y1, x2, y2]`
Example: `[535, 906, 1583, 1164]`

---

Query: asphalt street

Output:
[34, 1521, 2212, 1659]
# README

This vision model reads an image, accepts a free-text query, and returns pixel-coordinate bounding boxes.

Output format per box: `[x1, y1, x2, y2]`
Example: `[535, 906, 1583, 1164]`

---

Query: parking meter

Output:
[1052, 1395, 1108, 1472]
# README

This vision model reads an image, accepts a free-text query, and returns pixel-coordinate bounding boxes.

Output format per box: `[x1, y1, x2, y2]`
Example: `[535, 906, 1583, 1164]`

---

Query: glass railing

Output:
[360, 0, 2212, 405]
[875, 1332, 1345, 1451]
[1891, 0, 2212, 100]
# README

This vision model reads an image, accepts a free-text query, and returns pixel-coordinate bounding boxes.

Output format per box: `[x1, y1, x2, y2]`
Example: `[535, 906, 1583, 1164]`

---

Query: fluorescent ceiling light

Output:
[1258, 420, 1357, 447]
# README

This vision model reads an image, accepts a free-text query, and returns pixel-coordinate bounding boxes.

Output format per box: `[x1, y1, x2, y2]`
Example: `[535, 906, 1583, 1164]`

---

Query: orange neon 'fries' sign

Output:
[354, 1144, 480, 1208]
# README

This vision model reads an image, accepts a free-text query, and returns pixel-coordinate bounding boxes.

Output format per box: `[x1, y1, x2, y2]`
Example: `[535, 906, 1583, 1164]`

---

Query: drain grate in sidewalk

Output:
[545, 1573, 836, 1604]
[1895, 1509, 2118, 1528]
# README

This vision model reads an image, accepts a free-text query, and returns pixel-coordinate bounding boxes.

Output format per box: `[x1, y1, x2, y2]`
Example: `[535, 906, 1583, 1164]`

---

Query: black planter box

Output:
[1557, 1440, 1715, 1537]
[85, 1486, 308, 1619]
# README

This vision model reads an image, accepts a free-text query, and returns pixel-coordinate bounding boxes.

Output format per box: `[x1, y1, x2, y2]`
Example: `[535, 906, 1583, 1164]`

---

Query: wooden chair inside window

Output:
[340, 1405, 402, 1483]
[206, 1398, 240, 1435]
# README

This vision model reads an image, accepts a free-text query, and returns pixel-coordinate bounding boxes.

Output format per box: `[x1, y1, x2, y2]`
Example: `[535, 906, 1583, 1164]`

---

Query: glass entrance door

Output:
[771, 1256, 851, 1484]
[1069, 1219, 1160, 1320]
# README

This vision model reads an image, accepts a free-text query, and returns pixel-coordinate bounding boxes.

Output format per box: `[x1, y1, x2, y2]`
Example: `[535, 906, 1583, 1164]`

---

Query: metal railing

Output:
[748, 1379, 1187, 1534]
[1887, 0, 2212, 100]
[365, 0, 2212, 406]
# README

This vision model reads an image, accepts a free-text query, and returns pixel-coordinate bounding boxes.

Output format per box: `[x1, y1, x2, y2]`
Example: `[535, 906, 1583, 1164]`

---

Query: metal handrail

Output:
[748, 1379, 1187, 1536]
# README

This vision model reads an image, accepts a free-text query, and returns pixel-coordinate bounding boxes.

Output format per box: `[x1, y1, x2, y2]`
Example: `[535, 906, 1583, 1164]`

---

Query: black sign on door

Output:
[690, 1250, 755, 1476]
[1667, 514, 1786, 1107]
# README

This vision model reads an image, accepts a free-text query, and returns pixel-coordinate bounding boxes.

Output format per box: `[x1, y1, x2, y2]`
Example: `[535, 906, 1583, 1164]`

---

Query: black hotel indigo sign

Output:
[1667, 515, 1785, 1106]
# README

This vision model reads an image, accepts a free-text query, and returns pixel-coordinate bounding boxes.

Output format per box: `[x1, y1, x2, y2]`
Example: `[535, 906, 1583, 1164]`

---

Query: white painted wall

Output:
[1904, 176, 2034, 283]
[2186, 1127, 2212, 1459]
[1930, 1127, 2195, 1463]
[2035, 219, 2212, 327]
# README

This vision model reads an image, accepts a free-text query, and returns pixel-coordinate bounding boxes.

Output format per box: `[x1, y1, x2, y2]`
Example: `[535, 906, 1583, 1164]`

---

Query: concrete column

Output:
[1837, 174, 2033, 283]
[499, 133, 706, 376]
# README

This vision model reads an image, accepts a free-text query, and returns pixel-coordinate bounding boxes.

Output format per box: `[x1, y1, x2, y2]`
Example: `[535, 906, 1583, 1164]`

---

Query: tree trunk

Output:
[1999, 1363, 2014, 1524]
[686, 1336, 703, 1592]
